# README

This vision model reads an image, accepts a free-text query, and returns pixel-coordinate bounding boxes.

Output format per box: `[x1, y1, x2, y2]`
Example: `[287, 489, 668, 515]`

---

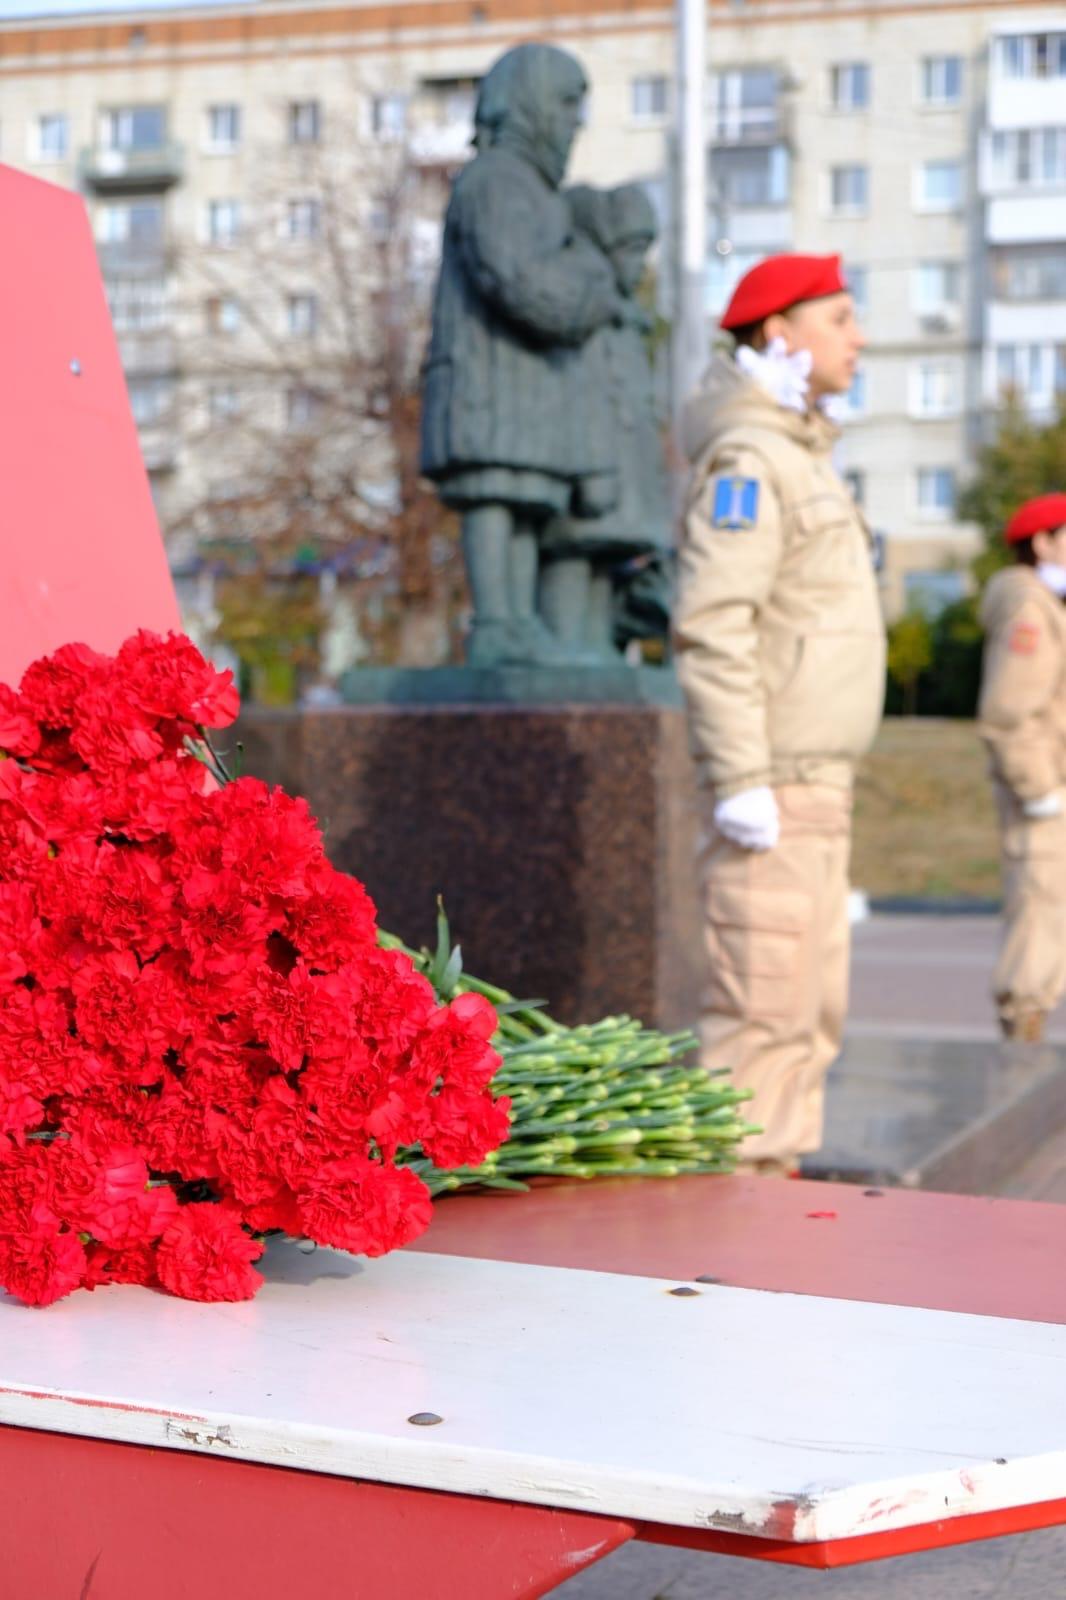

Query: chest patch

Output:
[1009, 619, 1040, 656]
[711, 476, 759, 530]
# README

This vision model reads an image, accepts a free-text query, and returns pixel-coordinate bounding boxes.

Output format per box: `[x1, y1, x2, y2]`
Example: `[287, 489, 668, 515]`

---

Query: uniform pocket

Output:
[704, 881, 812, 1021]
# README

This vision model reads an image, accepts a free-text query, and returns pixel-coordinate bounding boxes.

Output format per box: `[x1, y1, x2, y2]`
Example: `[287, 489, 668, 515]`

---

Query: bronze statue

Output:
[539, 183, 673, 660]
[421, 44, 671, 668]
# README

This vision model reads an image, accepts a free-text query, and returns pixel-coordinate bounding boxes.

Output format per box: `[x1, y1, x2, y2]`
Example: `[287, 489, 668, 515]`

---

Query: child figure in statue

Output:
[538, 183, 674, 661]
[420, 43, 624, 667]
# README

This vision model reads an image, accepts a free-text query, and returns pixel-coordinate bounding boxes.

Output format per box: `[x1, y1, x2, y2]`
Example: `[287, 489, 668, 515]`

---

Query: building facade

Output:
[1, 0, 1064, 622]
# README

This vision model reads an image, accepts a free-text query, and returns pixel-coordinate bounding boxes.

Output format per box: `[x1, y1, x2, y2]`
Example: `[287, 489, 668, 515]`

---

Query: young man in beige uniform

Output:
[978, 494, 1066, 1044]
[674, 253, 886, 1176]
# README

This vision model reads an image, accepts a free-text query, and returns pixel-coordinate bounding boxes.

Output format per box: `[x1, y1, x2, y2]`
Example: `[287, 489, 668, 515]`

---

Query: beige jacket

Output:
[674, 354, 886, 798]
[978, 566, 1066, 803]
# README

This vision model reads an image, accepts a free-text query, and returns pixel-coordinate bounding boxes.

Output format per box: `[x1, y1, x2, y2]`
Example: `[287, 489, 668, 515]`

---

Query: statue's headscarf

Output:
[474, 43, 588, 188]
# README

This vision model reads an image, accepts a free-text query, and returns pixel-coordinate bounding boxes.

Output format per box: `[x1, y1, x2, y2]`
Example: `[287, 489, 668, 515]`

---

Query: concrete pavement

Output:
[557, 1523, 1066, 1597]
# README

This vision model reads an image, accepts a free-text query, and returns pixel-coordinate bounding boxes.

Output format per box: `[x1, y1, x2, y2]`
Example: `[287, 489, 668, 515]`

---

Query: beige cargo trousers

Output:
[698, 784, 852, 1170]
[992, 785, 1066, 1029]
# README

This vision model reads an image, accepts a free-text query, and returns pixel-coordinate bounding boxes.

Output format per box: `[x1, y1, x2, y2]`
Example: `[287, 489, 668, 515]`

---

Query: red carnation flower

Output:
[0, 1225, 88, 1308]
[84, 1239, 159, 1290]
[19, 641, 111, 730]
[419, 1084, 513, 1170]
[155, 1205, 264, 1302]
[0, 685, 40, 757]
[297, 1156, 433, 1257]
[115, 629, 239, 731]
[0, 630, 508, 1306]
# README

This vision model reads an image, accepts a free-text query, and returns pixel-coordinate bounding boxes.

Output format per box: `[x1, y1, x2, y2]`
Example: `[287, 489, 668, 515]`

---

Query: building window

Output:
[286, 385, 320, 430]
[913, 261, 962, 315]
[916, 159, 963, 210]
[916, 467, 957, 517]
[996, 342, 1066, 407]
[829, 164, 868, 214]
[830, 63, 870, 110]
[36, 113, 69, 160]
[288, 100, 321, 144]
[128, 376, 173, 427]
[998, 33, 1066, 80]
[96, 198, 165, 244]
[712, 145, 790, 209]
[711, 68, 779, 140]
[844, 468, 866, 505]
[206, 104, 241, 153]
[207, 199, 241, 245]
[107, 276, 168, 332]
[101, 105, 166, 152]
[988, 128, 1066, 189]
[631, 74, 669, 121]
[921, 55, 963, 105]
[206, 295, 241, 334]
[911, 361, 960, 417]
[287, 292, 319, 336]
[286, 198, 321, 240]
[846, 265, 868, 315]
[371, 93, 408, 141]
[993, 246, 1066, 302]
[208, 384, 240, 421]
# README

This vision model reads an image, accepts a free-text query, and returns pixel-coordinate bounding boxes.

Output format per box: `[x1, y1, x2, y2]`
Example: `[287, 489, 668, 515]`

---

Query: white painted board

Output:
[0, 1245, 1065, 1545]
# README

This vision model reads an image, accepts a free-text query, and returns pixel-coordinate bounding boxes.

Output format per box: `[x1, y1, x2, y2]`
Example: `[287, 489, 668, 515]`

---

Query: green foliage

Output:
[960, 397, 1066, 587]
[884, 596, 983, 719]
[886, 608, 933, 715]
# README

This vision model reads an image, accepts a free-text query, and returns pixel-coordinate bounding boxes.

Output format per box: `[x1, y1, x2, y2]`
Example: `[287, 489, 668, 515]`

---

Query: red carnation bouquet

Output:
[0, 631, 510, 1307]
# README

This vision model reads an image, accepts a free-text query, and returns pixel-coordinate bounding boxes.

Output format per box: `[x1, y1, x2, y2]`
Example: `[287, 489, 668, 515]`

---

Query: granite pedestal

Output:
[233, 683, 702, 1030]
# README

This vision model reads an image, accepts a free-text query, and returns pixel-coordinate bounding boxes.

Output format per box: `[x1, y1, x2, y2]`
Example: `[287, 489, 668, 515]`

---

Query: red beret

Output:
[1004, 494, 1066, 545]
[720, 253, 849, 331]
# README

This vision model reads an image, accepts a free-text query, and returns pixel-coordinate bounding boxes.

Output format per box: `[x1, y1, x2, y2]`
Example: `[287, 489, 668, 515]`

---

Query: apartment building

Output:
[980, 20, 1066, 426]
[1, 0, 1064, 621]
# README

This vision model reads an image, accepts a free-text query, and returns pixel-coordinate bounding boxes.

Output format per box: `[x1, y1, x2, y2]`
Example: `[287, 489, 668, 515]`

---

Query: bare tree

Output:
[167, 88, 466, 682]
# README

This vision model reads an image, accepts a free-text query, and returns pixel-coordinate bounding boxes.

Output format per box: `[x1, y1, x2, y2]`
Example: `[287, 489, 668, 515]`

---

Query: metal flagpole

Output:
[673, 0, 708, 422]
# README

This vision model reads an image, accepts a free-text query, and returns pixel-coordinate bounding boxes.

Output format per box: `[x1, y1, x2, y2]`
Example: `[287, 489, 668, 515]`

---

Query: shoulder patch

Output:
[711, 475, 760, 531]
[1009, 619, 1040, 656]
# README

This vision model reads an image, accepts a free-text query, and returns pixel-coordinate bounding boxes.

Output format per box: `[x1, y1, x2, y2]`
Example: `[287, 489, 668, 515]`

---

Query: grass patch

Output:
[852, 718, 1000, 901]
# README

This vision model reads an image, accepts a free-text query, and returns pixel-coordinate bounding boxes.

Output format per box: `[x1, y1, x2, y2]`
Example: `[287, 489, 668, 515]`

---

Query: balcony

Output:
[97, 239, 169, 278]
[708, 106, 789, 146]
[406, 120, 473, 169]
[115, 331, 176, 377]
[986, 194, 1066, 245]
[79, 141, 184, 192]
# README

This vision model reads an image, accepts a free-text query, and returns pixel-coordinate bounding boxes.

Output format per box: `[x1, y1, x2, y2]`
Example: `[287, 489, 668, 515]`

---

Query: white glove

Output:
[1023, 792, 1063, 820]
[713, 786, 780, 852]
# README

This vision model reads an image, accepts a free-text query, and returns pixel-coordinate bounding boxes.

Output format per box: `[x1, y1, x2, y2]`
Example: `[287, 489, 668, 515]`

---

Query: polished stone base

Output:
[810, 1034, 1066, 1193]
[338, 665, 682, 708]
[232, 703, 703, 1030]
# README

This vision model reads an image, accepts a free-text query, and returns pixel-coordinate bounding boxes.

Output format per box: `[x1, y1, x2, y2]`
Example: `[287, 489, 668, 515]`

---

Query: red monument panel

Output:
[0, 163, 179, 690]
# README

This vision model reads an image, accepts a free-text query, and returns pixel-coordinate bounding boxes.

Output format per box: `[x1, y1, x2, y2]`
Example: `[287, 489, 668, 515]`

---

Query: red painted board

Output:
[416, 1174, 1066, 1325]
[0, 163, 179, 691]
[0, 1423, 635, 1600]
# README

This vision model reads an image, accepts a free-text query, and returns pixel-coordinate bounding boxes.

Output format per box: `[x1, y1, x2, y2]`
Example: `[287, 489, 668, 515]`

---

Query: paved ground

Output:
[556, 1525, 1066, 1598]
[848, 913, 1066, 1043]
[558, 912, 1066, 1596]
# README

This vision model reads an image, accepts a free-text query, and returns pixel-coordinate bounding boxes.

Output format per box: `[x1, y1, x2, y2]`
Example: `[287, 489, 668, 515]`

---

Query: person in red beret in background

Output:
[978, 494, 1066, 1044]
[673, 253, 886, 1176]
